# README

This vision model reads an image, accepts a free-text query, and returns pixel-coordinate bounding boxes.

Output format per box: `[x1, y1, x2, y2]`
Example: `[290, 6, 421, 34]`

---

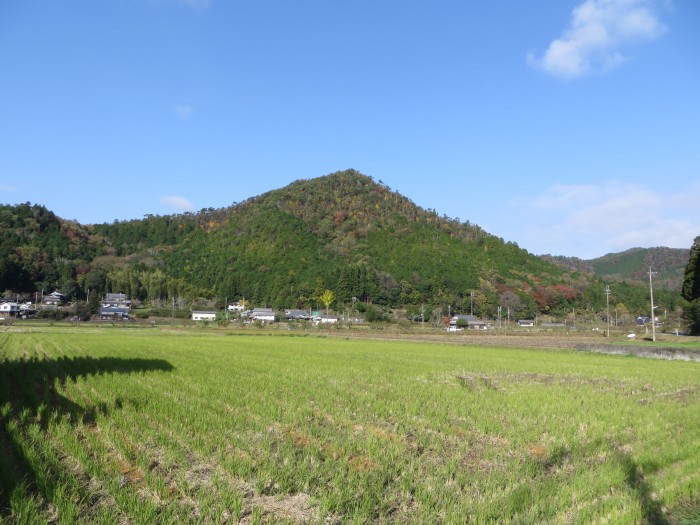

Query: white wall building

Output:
[192, 311, 217, 322]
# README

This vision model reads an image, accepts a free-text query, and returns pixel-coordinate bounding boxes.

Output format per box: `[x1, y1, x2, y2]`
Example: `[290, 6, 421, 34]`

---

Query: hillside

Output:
[541, 247, 690, 291]
[1, 170, 682, 319]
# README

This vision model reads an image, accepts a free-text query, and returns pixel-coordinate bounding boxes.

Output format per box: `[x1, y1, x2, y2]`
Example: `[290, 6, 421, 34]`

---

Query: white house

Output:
[313, 314, 338, 324]
[192, 311, 217, 322]
[0, 302, 20, 317]
[227, 302, 246, 312]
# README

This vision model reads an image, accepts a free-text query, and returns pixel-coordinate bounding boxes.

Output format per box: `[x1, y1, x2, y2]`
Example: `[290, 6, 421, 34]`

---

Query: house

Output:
[518, 320, 535, 327]
[99, 306, 129, 320]
[44, 291, 67, 305]
[227, 302, 247, 312]
[313, 314, 338, 324]
[285, 309, 310, 320]
[0, 302, 20, 317]
[251, 308, 276, 323]
[451, 314, 488, 330]
[192, 310, 217, 322]
[102, 293, 132, 309]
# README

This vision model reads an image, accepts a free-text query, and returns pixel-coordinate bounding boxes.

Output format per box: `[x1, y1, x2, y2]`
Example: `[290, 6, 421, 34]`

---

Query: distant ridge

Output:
[540, 247, 690, 291]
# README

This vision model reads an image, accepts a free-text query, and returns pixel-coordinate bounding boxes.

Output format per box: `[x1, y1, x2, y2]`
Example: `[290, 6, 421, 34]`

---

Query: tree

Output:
[319, 289, 335, 314]
[681, 236, 700, 334]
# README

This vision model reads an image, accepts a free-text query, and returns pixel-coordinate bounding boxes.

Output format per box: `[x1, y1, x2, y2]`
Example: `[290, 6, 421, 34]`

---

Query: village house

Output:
[451, 314, 489, 330]
[99, 306, 130, 321]
[43, 291, 67, 305]
[102, 293, 132, 309]
[0, 302, 20, 317]
[285, 309, 310, 320]
[192, 311, 217, 322]
[313, 314, 339, 324]
[251, 308, 276, 323]
[227, 302, 246, 312]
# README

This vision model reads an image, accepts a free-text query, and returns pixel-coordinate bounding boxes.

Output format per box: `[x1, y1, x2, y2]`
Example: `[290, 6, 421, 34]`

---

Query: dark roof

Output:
[285, 309, 310, 319]
[452, 315, 485, 323]
[100, 306, 129, 314]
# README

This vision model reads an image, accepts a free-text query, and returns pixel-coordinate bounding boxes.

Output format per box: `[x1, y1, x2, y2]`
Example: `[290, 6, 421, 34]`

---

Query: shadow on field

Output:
[616, 452, 669, 525]
[0, 353, 173, 514]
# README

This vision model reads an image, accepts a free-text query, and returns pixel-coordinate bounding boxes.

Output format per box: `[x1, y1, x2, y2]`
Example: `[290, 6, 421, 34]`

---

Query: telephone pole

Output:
[649, 267, 657, 342]
[604, 285, 611, 338]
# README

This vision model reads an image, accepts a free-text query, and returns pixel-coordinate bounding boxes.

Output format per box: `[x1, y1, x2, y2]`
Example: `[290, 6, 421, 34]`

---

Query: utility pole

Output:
[649, 267, 656, 342]
[470, 291, 474, 316]
[604, 285, 611, 338]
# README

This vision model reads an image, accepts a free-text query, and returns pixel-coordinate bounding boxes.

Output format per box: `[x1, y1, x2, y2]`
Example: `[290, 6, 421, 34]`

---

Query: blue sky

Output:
[1, 0, 698, 259]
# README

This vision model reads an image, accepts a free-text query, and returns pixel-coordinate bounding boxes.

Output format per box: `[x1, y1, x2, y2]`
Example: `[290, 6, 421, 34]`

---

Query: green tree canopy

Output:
[681, 236, 700, 334]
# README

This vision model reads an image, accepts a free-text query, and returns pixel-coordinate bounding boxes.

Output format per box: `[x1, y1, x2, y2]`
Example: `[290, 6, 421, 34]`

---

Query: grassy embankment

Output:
[1, 327, 698, 524]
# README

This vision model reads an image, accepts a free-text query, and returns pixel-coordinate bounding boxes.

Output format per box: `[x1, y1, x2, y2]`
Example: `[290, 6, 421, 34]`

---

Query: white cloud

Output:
[161, 195, 194, 212]
[527, 0, 667, 78]
[0, 183, 16, 192]
[523, 181, 699, 257]
[175, 104, 195, 119]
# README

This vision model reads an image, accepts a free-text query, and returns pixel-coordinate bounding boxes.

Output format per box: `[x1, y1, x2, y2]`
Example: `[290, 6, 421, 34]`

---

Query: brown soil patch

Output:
[527, 444, 547, 458]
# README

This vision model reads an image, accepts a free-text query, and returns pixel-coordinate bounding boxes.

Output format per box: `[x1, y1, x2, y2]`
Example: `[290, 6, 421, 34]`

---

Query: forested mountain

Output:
[0, 170, 682, 319]
[0, 203, 101, 296]
[541, 247, 690, 291]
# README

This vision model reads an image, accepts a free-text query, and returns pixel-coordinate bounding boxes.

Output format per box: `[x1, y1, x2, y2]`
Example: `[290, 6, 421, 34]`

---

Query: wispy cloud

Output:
[523, 181, 698, 257]
[161, 195, 194, 212]
[527, 0, 667, 78]
[0, 183, 16, 192]
[174, 104, 195, 119]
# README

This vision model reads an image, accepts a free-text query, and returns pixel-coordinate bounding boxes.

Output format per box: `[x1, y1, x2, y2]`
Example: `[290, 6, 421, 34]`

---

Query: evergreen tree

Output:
[681, 236, 700, 334]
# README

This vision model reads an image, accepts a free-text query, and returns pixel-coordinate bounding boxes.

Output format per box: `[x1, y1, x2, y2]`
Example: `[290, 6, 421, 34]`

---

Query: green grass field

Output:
[1, 327, 698, 524]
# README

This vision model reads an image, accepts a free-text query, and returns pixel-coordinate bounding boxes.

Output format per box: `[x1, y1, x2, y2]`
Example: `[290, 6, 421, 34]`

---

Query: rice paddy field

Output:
[1, 326, 699, 524]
